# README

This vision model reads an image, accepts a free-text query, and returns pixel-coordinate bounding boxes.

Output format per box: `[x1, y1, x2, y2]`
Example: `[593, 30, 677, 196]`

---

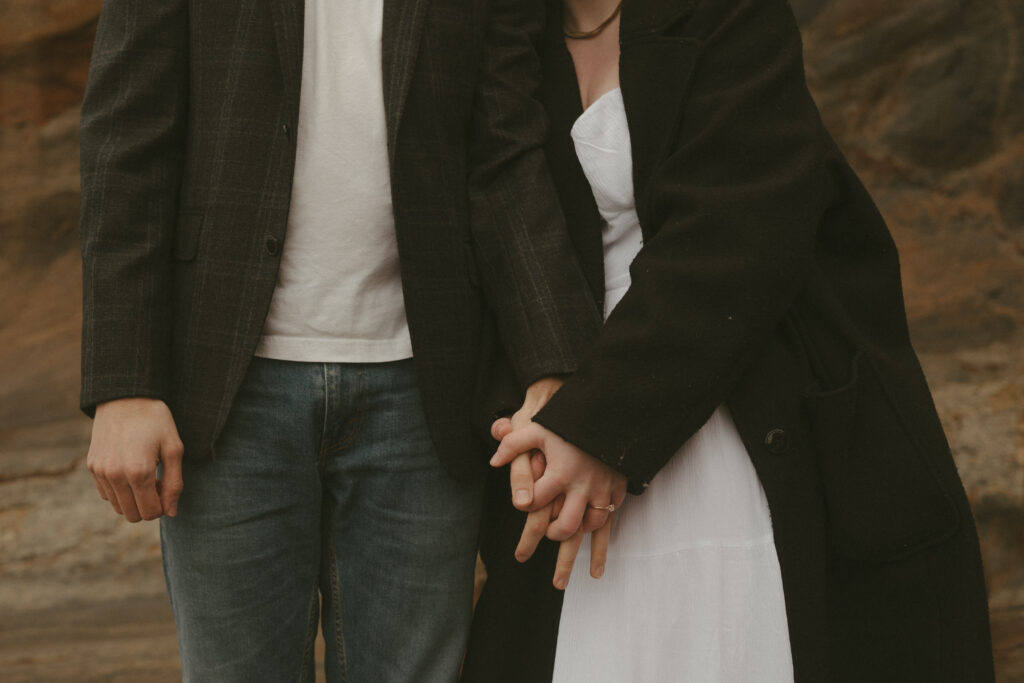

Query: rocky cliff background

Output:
[1, 0, 1022, 680]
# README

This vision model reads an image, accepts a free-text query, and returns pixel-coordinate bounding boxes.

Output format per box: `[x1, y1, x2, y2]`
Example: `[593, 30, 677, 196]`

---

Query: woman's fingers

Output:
[580, 505, 610, 533]
[546, 492, 588, 541]
[590, 514, 613, 578]
[553, 528, 585, 590]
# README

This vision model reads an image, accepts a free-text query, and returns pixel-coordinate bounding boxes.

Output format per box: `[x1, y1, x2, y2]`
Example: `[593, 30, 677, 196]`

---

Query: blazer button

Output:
[265, 235, 280, 256]
[764, 428, 788, 455]
[281, 123, 290, 140]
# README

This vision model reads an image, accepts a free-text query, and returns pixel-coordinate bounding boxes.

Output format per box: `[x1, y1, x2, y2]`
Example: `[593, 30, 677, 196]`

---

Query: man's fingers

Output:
[490, 426, 544, 468]
[530, 450, 546, 479]
[529, 474, 567, 511]
[93, 474, 123, 515]
[590, 514, 613, 579]
[509, 407, 533, 431]
[90, 471, 108, 500]
[130, 470, 164, 521]
[546, 492, 588, 541]
[159, 439, 185, 517]
[490, 417, 514, 442]
[553, 529, 585, 590]
[107, 474, 143, 523]
[509, 452, 535, 508]
[515, 504, 553, 562]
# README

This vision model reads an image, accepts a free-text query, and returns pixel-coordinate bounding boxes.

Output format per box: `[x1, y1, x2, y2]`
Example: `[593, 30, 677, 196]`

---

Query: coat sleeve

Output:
[79, 0, 189, 414]
[534, 0, 838, 491]
[468, 0, 602, 390]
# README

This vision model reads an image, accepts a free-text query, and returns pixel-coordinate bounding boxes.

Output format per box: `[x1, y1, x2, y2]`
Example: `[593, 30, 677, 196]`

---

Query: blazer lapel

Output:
[540, 5, 607, 306]
[382, 0, 432, 166]
[619, 0, 700, 225]
[270, 0, 305, 114]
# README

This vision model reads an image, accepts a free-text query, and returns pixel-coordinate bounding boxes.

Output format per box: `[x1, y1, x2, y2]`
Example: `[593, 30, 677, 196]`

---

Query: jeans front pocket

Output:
[802, 351, 960, 561]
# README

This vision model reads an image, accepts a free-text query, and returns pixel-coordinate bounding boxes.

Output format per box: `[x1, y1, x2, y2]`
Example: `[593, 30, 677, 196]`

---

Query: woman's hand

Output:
[493, 416, 556, 558]
[491, 422, 627, 540]
[553, 515, 613, 589]
[492, 416, 620, 589]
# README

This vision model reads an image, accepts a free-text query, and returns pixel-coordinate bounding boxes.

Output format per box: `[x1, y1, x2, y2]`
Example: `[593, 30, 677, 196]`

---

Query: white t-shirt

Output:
[255, 0, 413, 362]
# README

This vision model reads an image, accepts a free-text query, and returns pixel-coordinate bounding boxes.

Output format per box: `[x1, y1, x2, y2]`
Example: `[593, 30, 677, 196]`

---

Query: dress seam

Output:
[586, 533, 778, 561]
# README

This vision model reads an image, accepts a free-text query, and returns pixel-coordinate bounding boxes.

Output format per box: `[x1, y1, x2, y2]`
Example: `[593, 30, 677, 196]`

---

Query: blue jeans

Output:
[160, 357, 484, 682]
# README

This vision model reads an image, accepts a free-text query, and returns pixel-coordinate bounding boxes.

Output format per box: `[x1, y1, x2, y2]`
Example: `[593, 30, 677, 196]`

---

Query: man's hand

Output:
[505, 376, 565, 507]
[492, 417, 618, 588]
[490, 422, 627, 541]
[87, 398, 184, 522]
[494, 376, 563, 569]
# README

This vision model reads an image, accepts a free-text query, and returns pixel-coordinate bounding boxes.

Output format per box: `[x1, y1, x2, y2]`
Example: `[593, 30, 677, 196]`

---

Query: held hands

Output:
[505, 376, 565, 507]
[87, 398, 184, 522]
[490, 397, 627, 589]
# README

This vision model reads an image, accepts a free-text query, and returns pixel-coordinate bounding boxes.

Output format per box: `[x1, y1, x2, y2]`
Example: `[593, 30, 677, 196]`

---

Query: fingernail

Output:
[555, 577, 568, 590]
[514, 489, 529, 505]
[168, 505, 177, 517]
[593, 565, 604, 578]
[489, 453, 499, 466]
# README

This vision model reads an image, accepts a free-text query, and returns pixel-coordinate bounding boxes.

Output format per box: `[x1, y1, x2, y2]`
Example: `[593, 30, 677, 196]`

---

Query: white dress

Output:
[551, 88, 795, 683]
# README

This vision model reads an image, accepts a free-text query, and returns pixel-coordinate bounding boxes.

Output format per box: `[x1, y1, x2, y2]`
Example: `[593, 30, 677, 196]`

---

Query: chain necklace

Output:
[563, 1, 622, 40]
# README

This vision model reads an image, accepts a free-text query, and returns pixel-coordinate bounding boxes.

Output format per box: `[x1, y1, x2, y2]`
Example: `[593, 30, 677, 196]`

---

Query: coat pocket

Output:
[173, 212, 204, 261]
[802, 351, 960, 561]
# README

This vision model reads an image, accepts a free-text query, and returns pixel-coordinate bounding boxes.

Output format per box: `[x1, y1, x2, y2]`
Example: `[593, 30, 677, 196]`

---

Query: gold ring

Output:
[590, 503, 616, 512]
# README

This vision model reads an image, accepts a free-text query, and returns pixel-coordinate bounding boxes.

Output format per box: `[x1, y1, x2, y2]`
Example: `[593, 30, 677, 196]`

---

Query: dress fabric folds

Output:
[552, 88, 794, 683]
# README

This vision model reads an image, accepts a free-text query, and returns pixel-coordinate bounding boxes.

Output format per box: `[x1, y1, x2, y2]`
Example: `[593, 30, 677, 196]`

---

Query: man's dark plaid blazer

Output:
[79, 0, 600, 479]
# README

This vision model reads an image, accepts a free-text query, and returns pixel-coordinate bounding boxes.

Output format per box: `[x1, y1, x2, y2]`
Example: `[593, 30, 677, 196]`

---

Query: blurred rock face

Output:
[795, 0, 1024, 624]
[0, 0, 1021, 674]
[0, 1, 166, 615]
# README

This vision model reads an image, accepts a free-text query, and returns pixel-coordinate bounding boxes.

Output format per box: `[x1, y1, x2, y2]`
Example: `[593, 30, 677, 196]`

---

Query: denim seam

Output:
[326, 526, 348, 681]
[298, 585, 319, 683]
[325, 369, 366, 454]
[316, 363, 330, 472]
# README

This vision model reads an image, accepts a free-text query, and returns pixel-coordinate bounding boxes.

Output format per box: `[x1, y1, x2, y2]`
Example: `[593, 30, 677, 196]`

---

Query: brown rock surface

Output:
[1, 0, 1022, 680]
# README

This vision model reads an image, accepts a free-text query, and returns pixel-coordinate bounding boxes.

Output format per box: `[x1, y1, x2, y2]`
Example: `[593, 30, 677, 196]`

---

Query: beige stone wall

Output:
[1, 0, 1021, 678]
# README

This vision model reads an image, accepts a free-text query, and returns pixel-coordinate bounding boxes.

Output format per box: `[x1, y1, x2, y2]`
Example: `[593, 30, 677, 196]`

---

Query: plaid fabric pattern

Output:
[80, 0, 600, 479]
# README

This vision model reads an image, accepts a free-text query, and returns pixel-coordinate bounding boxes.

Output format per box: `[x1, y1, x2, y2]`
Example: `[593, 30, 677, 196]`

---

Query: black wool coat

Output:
[78, 0, 601, 479]
[465, 0, 994, 680]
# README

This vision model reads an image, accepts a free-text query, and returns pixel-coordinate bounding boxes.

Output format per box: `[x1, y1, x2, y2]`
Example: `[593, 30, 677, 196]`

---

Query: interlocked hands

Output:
[492, 381, 627, 589]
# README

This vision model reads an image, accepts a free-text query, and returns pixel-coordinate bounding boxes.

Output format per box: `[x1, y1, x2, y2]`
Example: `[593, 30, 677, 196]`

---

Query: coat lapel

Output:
[270, 0, 304, 113]
[382, 0, 433, 166]
[619, 0, 700, 225]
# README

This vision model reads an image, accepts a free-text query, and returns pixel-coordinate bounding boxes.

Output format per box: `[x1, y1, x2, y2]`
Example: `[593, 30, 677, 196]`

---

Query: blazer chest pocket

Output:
[174, 212, 204, 261]
[802, 352, 960, 561]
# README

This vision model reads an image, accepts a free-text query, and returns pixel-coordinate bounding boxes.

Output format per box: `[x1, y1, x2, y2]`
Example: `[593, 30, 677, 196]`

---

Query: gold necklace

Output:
[563, 1, 622, 40]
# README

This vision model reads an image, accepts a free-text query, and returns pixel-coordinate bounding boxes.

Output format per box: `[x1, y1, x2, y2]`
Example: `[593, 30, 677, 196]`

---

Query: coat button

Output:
[764, 428, 788, 455]
[265, 235, 280, 256]
[281, 123, 290, 139]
